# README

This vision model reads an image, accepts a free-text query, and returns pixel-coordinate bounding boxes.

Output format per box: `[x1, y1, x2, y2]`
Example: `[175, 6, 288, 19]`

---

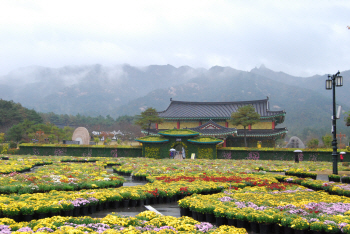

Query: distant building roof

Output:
[236, 128, 288, 138]
[158, 98, 285, 123]
[190, 120, 237, 136]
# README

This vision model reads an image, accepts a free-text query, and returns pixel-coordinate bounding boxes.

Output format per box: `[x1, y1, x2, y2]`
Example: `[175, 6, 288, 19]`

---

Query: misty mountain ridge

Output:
[0, 64, 349, 137]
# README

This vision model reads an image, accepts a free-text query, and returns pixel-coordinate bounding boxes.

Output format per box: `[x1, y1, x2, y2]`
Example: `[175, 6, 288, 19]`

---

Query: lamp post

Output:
[326, 71, 343, 175]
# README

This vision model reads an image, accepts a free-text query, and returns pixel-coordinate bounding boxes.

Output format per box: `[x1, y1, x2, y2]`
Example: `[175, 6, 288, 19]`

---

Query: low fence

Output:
[217, 148, 349, 162]
[18, 145, 142, 158]
[17, 144, 349, 161]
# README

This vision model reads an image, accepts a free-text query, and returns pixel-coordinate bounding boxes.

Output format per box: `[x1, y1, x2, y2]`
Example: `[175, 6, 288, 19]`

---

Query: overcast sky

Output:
[0, 0, 349, 77]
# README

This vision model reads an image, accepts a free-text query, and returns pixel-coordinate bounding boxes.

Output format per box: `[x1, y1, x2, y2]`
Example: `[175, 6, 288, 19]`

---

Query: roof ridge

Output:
[169, 98, 268, 105]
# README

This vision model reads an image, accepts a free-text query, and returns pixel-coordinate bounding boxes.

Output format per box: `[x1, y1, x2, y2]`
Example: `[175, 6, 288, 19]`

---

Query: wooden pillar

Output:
[225, 122, 228, 128]
[272, 121, 275, 130]
[248, 124, 251, 131]
[223, 138, 227, 147]
[177, 121, 180, 129]
[155, 123, 158, 130]
[199, 121, 202, 126]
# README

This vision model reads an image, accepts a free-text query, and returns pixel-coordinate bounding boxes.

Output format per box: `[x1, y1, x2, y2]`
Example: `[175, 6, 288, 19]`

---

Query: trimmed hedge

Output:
[18, 145, 142, 157]
[217, 148, 349, 162]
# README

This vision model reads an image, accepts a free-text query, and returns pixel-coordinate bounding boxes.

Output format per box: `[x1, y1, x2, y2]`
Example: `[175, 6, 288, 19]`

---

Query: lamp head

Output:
[326, 79, 332, 90]
[336, 75, 343, 87]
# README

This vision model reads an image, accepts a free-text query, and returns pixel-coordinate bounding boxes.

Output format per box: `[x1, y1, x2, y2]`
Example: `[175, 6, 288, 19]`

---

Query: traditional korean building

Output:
[147, 97, 287, 147]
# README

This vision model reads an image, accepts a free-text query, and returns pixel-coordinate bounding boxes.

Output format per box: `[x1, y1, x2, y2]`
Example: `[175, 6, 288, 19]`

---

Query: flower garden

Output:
[1, 156, 350, 233]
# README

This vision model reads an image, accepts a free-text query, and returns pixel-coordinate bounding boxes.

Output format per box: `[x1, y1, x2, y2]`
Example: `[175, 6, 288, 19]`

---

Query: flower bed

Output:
[0, 211, 247, 233]
[0, 162, 125, 194]
[4, 156, 350, 233]
[180, 185, 350, 233]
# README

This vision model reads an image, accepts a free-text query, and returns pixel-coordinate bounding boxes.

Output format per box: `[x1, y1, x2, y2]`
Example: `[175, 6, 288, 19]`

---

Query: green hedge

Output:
[217, 148, 348, 162]
[18, 145, 142, 157]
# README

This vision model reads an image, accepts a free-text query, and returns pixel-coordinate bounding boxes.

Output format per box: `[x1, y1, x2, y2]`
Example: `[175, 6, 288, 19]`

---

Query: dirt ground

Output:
[313, 170, 350, 175]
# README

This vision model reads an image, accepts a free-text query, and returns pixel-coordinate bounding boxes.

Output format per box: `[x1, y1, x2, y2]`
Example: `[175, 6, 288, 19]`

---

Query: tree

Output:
[7, 124, 26, 143]
[322, 134, 332, 148]
[0, 133, 4, 143]
[345, 112, 350, 127]
[135, 108, 163, 135]
[307, 138, 319, 149]
[230, 105, 260, 147]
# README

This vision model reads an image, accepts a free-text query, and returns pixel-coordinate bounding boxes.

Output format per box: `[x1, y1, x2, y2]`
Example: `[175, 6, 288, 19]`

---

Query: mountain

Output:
[114, 66, 350, 138]
[0, 64, 204, 115]
[1, 64, 349, 139]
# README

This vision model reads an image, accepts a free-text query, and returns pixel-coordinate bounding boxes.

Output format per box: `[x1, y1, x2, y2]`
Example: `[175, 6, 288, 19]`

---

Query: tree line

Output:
[0, 99, 142, 145]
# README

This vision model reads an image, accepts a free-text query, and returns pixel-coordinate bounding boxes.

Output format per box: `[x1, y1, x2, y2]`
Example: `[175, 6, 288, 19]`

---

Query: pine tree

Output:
[230, 105, 260, 147]
[135, 108, 163, 135]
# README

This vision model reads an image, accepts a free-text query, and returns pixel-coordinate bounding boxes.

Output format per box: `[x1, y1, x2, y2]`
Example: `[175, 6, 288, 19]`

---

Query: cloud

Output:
[0, 0, 349, 77]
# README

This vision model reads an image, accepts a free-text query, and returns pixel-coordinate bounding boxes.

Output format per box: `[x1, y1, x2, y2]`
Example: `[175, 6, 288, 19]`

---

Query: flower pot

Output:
[259, 223, 273, 234]
[249, 221, 259, 233]
[80, 207, 89, 216]
[294, 229, 308, 234]
[311, 231, 325, 234]
[96, 204, 103, 211]
[151, 197, 158, 204]
[138, 199, 144, 206]
[158, 197, 164, 204]
[73, 207, 81, 217]
[227, 218, 237, 226]
[237, 220, 250, 231]
[103, 201, 110, 209]
[111, 201, 120, 209]
[37, 212, 48, 219]
[188, 210, 192, 217]
[192, 211, 198, 220]
[123, 199, 130, 208]
[49, 211, 60, 217]
[274, 224, 283, 234]
[62, 210, 72, 217]
[180, 207, 190, 217]
[197, 212, 206, 222]
[172, 195, 178, 201]
[283, 226, 294, 234]
[216, 217, 227, 226]
[88, 205, 96, 214]
[206, 213, 216, 223]
[145, 198, 150, 205]
[130, 200, 137, 207]
[23, 214, 33, 222]
[166, 197, 171, 203]
[8, 215, 21, 222]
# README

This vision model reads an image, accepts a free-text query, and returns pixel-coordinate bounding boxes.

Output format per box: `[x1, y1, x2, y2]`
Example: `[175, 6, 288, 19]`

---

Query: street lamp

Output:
[325, 71, 343, 175]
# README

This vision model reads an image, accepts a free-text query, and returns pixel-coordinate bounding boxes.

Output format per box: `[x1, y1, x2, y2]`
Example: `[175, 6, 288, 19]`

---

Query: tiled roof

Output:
[236, 128, 288, 137]
[158, 98, 285, 120]
[189, 120, 237, 136]
[143, 127, 287, 138]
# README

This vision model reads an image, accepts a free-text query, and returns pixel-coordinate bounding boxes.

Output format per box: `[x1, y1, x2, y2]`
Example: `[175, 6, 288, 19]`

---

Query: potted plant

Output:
[130, 192, 140, 207]
[281, 215, 296, 234]
[256, 212, 275, 234]
[290, 217, 309, 234]
[121, 191, 132, 207]
[20, 205, 34, 221]
[48, 203, 62, 217]
[328, 174, 341, 182]
[36, 204, 50, 219]
[59, 200, 74, 216]
[214, 207, 227, 226]
[108, 193, 122, 208]
[178, 197, 191, 217]
[310, 221, 326, 233]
